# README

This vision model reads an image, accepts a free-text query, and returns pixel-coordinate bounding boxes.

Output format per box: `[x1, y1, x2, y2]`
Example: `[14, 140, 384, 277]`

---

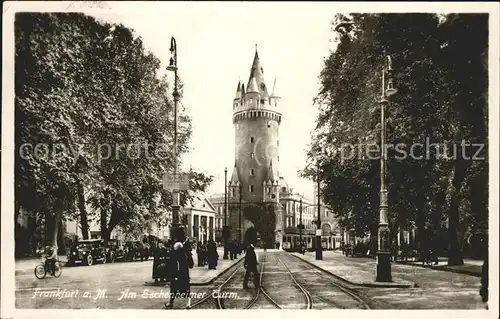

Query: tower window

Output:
[267, 121, 271, 128]
[249, 185, 254, 193]
[277, 140, 279, 146]
[260, 99, 265, 104]
[250, 137, 254, 143]
[250, 153, 255, 159]
[250, 169, 254, 176]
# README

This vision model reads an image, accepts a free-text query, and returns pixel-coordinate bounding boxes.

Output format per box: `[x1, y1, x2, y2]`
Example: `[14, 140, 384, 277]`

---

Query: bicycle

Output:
[34, 257, 62, 279]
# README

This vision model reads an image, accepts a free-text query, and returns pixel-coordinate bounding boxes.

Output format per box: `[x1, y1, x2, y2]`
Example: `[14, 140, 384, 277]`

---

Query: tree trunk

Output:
[447, 160, 468, 266]
[100, 206, 108, 242]
[77, 181, 90, 239]
[101, 201, 121, 244]
[52, 196, 66, 252]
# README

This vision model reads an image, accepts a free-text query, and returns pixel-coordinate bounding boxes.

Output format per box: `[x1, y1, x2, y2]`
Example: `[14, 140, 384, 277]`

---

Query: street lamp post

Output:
[299, 199, 303, 253]
[315, 174, 323, 260]
[166, 37, 184, 243]
[223, 167, 229, 259]
[239, 184, 243, 243]
[376, 55, 397, 282]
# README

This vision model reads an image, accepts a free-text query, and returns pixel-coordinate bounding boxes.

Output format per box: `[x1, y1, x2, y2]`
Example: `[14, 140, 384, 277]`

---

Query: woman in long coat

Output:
[165, 242, 193, 309]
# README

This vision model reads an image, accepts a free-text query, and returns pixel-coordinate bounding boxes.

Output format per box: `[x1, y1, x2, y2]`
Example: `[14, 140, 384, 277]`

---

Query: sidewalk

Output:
[293, 251, 416, 288]
[399, 256, 483, 277]
[293, 250, 483, 290]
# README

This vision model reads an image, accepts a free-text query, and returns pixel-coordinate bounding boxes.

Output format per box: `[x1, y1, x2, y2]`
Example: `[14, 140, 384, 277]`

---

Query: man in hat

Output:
[243, 228, 260, 289]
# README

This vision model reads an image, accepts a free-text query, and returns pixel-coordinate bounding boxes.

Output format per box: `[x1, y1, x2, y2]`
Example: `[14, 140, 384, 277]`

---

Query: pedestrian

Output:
[243, 228, 260, 289]
[165, 242, 193, 309]
[196, 243, 203, 267]
[207, 240, 218, 269]
[480, 255, 488, 308]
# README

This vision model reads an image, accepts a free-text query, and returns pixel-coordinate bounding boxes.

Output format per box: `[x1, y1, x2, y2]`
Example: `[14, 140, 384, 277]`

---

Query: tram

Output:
[282, 231, 330, 252]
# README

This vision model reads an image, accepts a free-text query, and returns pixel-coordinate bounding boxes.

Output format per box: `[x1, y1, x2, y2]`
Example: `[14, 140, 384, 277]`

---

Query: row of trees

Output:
[15, 13, 212, 255]
[303, 14, 488, 264]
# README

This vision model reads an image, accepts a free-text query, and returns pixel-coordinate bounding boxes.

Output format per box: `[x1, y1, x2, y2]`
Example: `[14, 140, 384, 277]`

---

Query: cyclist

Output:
[43, 245, 57, 275]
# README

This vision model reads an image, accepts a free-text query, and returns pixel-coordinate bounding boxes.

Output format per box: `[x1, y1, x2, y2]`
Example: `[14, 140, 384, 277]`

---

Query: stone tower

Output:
[228, 48, 283, 245]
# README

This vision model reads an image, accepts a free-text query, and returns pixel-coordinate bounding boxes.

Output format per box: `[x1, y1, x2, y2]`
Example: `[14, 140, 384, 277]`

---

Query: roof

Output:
[246, 48, 269, 97]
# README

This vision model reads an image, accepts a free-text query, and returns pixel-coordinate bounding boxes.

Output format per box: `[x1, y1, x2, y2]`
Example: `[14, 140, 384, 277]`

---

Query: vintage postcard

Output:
[2, 2, 499, 319]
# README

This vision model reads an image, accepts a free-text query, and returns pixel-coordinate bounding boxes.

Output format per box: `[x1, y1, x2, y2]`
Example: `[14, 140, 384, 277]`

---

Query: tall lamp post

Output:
[239, 184, 243, 243]
[223, 167, 229, 259]
[299, 199, 303, 253]
[315, 173, 323, 260]
[376, 55, 397, 282]
[166, 37, 184, 243]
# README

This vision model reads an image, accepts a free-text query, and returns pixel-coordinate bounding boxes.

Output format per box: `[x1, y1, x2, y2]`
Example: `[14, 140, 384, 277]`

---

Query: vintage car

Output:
[104, 239, 126, 263]
[124, 241, 151, 261]
[67, 239, 107, 266]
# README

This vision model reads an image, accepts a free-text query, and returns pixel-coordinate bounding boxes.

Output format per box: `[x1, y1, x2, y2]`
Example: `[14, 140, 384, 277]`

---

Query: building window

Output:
[249, 185, 254, 192]
[260, 99, 265, 104]
[267, 121, 271, 128]
[277, 140, 279, 146]
[232, 188, 236, 196]
[250, 137, 254, 143]
[250, 169, 254, 176]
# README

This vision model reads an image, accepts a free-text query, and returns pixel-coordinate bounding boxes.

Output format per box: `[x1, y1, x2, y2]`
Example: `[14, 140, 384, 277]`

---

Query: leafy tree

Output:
[304, 13, 488, 265]
[15, 12, 213, 253]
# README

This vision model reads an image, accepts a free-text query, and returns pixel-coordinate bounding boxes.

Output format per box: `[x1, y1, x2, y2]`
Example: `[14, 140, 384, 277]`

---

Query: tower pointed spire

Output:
[271, 77, 280, 98]
[234, 81, 242, 100]
[246, 45, 269, 98]
[229, 161, 240, 186]
[247, 76, 258, 94]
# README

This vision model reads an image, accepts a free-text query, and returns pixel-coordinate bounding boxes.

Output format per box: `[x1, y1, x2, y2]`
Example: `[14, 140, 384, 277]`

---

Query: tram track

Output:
[246, 254, 281, 309]
[276, 255, 313, 309]
[283, 253, 370, 309]
[189, 258, 246, 309]
[188, 251, 370, 310]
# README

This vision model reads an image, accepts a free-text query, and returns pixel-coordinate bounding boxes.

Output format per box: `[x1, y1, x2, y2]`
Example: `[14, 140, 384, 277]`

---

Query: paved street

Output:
[14, 249, 489, 310]
[15, 248, 239, 309]
[294, 251, 486, 309]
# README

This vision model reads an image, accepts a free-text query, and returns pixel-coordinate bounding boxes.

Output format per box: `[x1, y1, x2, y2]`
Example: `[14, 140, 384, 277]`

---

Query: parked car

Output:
[105, 239, 126, 263]
[67, 239, 107, 266]
[124, 241, 151, 261]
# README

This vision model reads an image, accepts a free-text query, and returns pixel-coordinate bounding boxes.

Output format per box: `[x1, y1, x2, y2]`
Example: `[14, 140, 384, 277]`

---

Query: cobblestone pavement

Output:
[15, 250, 487, 310]
[295, 250, 486, 309]
[15, 248, 239, 309]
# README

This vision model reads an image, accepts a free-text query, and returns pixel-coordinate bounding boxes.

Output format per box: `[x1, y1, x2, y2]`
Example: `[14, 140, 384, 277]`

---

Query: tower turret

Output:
[234, 82, 242, 100]
[247, 77, 259, 94]
[228, 162, 241, 199]
[263, 160, 279, 202]
[270, 78, 281, 107]
[233, 82, 242, 109]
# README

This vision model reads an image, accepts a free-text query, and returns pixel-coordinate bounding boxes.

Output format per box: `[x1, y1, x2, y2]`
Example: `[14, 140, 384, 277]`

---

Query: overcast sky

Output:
[84, 2, 339, 199]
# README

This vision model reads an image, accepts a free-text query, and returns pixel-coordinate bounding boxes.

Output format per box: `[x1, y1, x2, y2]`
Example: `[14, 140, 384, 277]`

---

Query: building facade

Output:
[183, 195, 216, 244]
[279, 177, 341, 250]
